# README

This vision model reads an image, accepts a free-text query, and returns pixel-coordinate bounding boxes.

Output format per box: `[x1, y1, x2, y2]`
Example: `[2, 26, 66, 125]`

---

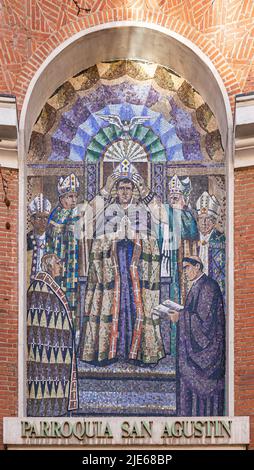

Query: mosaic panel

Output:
[26, 60, 226, 418]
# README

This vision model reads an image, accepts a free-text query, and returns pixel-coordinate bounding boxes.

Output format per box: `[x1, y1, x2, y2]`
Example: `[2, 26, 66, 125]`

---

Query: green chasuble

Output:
[46, 205, 80, 326]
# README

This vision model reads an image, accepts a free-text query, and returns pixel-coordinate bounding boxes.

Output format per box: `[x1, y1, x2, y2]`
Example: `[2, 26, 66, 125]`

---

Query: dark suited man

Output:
[168, 255, 225, 416]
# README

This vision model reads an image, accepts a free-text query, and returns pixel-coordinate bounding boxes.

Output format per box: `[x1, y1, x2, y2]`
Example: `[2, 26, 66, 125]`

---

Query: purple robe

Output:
[117, 239, 137, 360]
[177, 273, 225, 416]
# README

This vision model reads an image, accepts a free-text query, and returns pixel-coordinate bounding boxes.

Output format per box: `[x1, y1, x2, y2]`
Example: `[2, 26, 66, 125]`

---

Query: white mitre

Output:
[196, 191, 220, 218]
[28, 194, 51, 215]
[168, 174, 192, 197]
[114, 159, 138, 179]
[57, 173, 80, 196]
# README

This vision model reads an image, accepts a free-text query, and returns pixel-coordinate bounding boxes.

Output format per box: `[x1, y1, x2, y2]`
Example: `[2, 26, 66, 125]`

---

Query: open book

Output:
[153, 299, 184, 320]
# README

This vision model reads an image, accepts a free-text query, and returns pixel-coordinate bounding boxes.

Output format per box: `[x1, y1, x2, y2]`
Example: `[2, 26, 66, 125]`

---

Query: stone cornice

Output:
[0, 95, 18, 169]
[234, 93, 254, 169]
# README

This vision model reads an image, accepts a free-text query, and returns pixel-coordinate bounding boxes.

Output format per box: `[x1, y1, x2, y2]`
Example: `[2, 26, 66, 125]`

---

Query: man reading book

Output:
[167, 255, 225, 416]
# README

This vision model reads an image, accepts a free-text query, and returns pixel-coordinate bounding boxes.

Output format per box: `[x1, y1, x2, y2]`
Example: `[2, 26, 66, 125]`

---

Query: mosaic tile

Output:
[205, 130, 223, 159]
[33, 104, 57, 135]
[154, 66, 176, 91]
[196, 103, 214, 132]
[47, 81, 76, 110]
[98, 60, 127, 80]
[125, 60, 155, 81]
[28, 132, 46, 162]
[26, 60, 226, 419]
[177, 81, 197, 109]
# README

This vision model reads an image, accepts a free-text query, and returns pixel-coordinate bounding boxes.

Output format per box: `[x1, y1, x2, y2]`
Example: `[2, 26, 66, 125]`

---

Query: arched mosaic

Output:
[26, 60, 226, 417]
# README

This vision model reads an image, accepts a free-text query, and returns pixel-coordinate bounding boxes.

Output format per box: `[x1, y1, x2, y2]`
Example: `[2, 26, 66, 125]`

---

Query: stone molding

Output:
[0, 95, 18, 169]
[3, 416, 250, 449]
[234, 93, 254, 168]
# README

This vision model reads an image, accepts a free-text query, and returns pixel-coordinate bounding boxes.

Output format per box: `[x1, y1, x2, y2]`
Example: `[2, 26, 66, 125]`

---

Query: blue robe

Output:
[117, 239, 137, 360]
[176, 273, 225, 416]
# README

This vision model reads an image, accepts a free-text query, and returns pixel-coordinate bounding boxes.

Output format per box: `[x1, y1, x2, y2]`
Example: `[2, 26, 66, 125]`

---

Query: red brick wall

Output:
[0, 169, 18, 449]
[0, 0, 254, 449]
[235, 167, 254, 450]
[2, 1, 254, 108]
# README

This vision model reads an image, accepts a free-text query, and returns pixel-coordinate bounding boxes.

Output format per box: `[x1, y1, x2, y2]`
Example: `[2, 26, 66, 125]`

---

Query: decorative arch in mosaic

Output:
[26, 60, 226, 417]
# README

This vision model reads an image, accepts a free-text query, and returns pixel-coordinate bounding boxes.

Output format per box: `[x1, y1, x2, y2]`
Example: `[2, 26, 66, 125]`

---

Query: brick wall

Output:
[0, 0, 254, 449]
[0, 169, 18, 449]
[235, 167, 254, 449]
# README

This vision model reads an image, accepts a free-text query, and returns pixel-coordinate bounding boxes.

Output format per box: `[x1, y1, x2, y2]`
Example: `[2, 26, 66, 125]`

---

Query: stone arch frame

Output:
[18, 22, 234, 418]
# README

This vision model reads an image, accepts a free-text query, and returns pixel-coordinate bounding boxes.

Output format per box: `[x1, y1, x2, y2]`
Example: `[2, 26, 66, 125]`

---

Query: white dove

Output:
[96, 113, 150, 139]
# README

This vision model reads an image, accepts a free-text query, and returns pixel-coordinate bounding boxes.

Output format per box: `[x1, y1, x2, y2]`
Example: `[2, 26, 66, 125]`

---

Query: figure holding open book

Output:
[157, 255, 225, 416]
[161, 174, 199, 356]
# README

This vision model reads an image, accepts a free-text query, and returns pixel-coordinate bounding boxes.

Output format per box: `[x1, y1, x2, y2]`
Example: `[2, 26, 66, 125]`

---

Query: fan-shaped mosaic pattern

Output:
[28, 60, 223, 164]
[68, 103, 179, 162]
